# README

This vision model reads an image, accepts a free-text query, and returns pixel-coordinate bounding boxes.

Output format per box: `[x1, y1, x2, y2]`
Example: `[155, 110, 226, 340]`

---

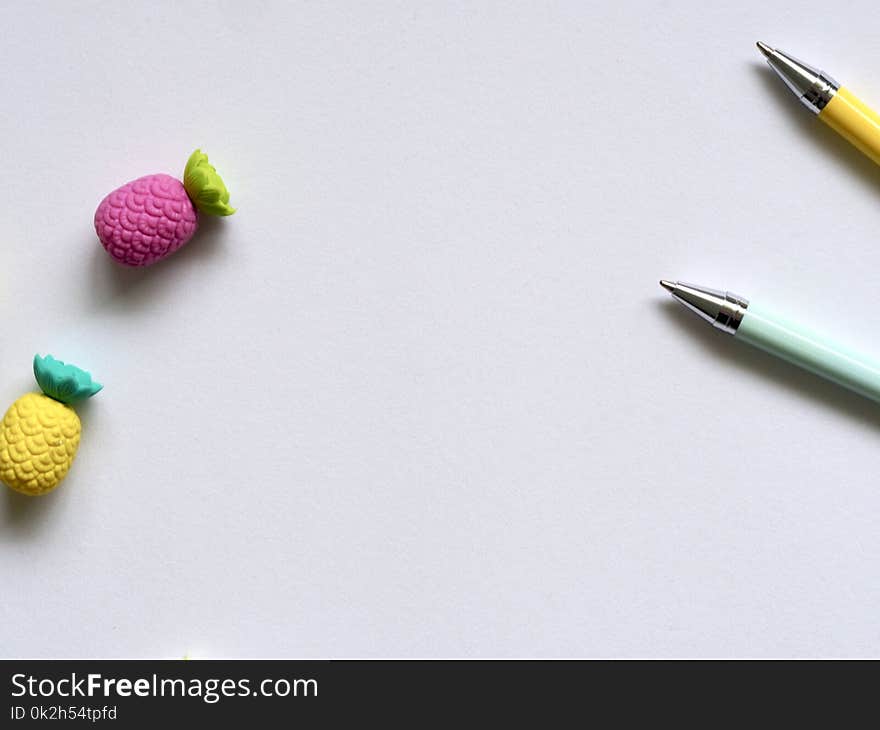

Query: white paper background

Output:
[1, 1, 879, 658]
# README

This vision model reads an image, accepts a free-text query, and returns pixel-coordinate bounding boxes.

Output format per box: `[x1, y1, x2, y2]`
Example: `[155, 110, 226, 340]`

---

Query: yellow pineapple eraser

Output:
[0, 355, 102, 496]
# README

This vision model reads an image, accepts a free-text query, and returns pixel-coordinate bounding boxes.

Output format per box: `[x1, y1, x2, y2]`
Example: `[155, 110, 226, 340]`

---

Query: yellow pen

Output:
[757, 42, 880, 166]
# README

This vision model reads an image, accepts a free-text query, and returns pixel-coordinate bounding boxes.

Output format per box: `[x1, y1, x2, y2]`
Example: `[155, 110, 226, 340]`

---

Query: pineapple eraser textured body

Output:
[94, 149, 235, 267]
[0, 355, 102, 496]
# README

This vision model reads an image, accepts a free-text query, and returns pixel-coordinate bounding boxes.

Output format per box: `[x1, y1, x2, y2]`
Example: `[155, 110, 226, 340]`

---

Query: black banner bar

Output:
[2, 659, 878, 723]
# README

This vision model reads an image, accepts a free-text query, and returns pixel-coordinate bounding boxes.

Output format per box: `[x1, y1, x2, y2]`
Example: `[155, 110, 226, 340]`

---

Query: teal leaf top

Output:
[33, 355, 102, 405]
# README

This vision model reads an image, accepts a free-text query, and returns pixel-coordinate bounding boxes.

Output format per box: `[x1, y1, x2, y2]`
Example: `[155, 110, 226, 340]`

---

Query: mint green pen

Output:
[661, 280, 880, 402]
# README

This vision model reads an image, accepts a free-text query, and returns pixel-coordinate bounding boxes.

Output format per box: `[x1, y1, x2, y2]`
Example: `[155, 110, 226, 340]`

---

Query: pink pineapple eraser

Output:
[94, 149, 235, 267]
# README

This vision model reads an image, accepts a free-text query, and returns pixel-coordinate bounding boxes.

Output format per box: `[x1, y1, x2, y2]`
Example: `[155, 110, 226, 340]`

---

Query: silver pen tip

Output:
[659, 279, 675, 293]
[756, 41, 773, 58]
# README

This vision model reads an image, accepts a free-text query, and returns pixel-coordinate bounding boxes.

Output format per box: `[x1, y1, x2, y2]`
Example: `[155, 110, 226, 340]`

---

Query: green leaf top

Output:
[183, 149, 236, 216]
[33, 355, 102, 405]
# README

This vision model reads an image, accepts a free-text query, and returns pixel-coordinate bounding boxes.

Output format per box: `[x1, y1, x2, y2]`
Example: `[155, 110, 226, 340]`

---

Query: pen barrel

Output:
[736, 303, 880, 402]
[819, 86, 880, 165]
